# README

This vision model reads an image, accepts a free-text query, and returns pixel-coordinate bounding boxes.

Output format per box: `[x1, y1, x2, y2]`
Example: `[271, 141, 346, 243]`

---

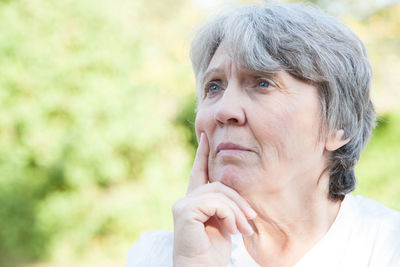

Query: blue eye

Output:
[205, 82, 222, 96]
[258, 80, 270, 88]
[209, 84, 220, 92]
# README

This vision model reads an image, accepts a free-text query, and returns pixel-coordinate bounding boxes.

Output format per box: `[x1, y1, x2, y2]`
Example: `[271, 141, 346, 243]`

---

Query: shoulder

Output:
[126, 230, 174, 267]
[350, 194, 400, 227]
[296, 195, 400, 267]
[346, 195, 400, 265]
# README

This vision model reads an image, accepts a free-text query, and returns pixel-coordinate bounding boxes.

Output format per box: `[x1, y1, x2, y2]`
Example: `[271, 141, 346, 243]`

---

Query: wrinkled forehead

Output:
[206, 43, 231, 70]
[198, 41, 282, 97]
[202, 44, 279, 82]
[201, 44, 234, 83]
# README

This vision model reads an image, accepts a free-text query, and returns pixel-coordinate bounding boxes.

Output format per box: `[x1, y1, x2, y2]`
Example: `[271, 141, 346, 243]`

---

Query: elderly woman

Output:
[127, 2, 400, 267]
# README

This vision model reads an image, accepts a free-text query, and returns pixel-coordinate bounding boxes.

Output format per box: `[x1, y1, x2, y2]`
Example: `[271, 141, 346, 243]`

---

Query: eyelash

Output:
[256, 78, 271, 89]
[204, 81, 223, 97]
[203, 78, 276, 98]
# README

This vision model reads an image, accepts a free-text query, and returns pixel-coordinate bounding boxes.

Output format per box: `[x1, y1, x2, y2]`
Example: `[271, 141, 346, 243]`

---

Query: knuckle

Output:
[214, 181, 223, 187]
[201, 198, 215, 207]
[211, 181, 224, 191]
[214, 192, 230, 203]
[172, 198, 186, 215]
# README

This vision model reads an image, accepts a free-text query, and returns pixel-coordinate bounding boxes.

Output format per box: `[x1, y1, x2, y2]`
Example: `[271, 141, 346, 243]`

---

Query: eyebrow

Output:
[201, 67, 224, 86]
[201, 66, 287, 90]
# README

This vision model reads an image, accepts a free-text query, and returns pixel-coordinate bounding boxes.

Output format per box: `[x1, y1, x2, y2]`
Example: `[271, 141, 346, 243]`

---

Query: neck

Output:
[241, 172, 341, 266]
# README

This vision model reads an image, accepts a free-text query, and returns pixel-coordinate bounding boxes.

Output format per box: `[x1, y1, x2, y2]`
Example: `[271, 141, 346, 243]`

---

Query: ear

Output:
[325, 129, 351, 152]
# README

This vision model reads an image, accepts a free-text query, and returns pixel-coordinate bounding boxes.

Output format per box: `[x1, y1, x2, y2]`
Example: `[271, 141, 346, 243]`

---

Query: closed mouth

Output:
[216, 142, 253, 154]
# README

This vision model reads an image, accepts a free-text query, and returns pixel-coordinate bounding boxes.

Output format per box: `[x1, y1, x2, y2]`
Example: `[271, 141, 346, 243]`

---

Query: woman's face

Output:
[195, 45, 328, 197]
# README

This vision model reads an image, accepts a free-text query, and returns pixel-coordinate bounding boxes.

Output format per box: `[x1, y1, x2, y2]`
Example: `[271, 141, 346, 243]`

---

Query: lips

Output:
[216, 142, 253, 154]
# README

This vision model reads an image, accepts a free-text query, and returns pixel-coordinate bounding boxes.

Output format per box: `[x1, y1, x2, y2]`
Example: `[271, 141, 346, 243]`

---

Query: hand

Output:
[172, 133, 257, 267]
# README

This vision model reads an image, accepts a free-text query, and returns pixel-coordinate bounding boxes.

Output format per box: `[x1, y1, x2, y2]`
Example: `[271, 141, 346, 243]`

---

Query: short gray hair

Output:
[190, 1, 376, 201]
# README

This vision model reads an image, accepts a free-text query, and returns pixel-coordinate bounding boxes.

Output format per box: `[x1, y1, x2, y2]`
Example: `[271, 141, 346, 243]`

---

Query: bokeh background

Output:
[0, 0, 399, 266]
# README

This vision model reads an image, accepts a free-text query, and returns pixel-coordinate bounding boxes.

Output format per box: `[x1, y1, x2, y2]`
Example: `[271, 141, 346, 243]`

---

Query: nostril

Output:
[228, 118, 239, 123]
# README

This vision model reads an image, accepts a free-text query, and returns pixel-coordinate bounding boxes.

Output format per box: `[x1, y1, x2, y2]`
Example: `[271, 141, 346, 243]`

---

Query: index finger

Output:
[187, 132, 210, 193]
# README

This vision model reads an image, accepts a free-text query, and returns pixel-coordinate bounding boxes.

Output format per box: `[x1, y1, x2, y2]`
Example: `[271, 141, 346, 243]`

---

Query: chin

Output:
[210, 165, 245, 191]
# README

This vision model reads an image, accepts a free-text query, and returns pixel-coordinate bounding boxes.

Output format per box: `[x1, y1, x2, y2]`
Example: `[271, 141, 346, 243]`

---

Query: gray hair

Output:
[190, 1, 376, 201]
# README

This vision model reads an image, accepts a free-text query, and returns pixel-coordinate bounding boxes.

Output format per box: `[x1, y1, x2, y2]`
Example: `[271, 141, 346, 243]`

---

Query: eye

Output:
[204, 81, 223, 97]
[209, 84, 221, 92]
[257, 80, 270, 88]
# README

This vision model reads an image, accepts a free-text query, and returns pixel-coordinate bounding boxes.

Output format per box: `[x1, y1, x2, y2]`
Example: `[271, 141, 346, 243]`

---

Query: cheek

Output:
[251, 100, 314, 163]
[255, 100, 321, 158]
[253, 103, 293, 150]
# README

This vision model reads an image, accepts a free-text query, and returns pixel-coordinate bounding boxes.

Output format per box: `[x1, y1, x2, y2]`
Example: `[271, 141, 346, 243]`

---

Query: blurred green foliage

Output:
[355, 112, 400, 208]
[0, 0, 196, 265]
[0, 0, 399, 266]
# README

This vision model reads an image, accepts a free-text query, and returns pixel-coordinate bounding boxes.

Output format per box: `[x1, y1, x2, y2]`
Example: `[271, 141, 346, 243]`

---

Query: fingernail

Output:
[247, 209, 257, 219]
[233, 226, 238, 234]
[246, 223, 254, 235]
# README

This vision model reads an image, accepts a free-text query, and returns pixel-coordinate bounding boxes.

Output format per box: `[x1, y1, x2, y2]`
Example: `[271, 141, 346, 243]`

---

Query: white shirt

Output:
[126, 194, 400, 267]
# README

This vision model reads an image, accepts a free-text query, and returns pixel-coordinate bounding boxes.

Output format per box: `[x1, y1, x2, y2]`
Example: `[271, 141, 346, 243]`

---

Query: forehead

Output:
[203, 45, 260, 82]
[202, 45, 234, 81]
[208, 44, 230, 67]
[203, 44, 321, 95]
[202, 44, 279, 85]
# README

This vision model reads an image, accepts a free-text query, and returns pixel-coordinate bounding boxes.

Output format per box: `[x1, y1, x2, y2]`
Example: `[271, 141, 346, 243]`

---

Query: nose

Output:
[214, 84, 246, 127]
